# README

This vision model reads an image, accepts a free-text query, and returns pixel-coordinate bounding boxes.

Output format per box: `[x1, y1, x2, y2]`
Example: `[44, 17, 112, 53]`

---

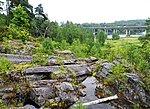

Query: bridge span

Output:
[83, 26, 147, 36]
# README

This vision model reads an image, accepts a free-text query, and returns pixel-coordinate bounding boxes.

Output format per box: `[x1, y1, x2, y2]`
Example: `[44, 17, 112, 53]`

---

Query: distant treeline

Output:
[81, 19, 146, 27]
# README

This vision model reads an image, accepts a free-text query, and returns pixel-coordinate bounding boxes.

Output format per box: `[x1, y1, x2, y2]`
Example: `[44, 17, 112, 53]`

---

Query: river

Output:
[107, 34, 144, 39]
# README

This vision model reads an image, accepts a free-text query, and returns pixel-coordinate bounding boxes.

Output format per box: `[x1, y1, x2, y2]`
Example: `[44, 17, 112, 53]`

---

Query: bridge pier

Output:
[104, 29, 108, 35]
[113, 29, 116, 33]
[126, 29, 130, 36]
[144, 30, 147, 36]
[93, 29, 96, 36]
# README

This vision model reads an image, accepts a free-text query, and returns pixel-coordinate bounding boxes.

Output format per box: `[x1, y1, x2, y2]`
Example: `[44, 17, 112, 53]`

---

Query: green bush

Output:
[90, 42, 102, 57]
[8, 25, 29, 42]
[8, 5, 30, 42]
[138, 36, 146, 43]
[96, 30, 107, 46]
[71, 39, 88, 58]
[110, 63, 126, 82]
[41, 38, 54, 54]
[0, 57, 13, 72]
[31, 54, 48, 66]
[112, 30, 120, 40]
[0, 26, 9, 41]
[59, 40, 69, 50]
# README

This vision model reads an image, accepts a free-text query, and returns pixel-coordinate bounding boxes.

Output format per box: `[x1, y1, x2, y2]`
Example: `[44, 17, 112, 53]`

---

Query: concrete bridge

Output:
[83, 26, 147, 36]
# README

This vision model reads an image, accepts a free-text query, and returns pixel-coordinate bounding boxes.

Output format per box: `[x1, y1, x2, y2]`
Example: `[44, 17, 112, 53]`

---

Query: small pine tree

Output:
[96, 30, 107, 46]
[41, 38, 54, 54]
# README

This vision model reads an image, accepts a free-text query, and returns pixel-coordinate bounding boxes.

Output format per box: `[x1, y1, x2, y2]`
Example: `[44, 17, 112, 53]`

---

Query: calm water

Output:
[80, 76, 115, 109]
[80, 76, 98, 103]
[107, 34, 144, 39]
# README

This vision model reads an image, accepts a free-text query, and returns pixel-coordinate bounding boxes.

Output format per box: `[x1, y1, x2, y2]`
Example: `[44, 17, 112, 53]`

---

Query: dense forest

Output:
[0, 0, 150, 109]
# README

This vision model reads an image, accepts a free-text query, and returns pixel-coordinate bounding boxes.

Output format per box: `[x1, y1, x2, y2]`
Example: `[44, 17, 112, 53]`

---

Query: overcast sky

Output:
[29, 0, 150, 23]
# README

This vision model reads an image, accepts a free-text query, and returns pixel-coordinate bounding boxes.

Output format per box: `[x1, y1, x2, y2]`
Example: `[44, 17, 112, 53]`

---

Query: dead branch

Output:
[83, 94, 118, 106]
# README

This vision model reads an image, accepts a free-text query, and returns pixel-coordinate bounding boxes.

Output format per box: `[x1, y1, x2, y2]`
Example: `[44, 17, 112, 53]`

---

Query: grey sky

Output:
[29, 0, 150, 23]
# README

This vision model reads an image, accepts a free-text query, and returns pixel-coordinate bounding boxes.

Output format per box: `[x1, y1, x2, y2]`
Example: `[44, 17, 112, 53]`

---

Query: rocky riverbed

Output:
[0, 52, 150, 109]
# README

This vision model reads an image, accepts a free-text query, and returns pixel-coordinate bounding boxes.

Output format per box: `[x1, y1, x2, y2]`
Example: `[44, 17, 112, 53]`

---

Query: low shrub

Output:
[31, 54, 48, 66]
[0, 57, 13, 72]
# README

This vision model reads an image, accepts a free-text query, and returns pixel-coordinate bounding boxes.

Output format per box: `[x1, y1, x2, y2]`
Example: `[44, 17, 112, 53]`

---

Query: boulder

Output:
[65, 64, 91, 77]
[47, 58, 77, 65]
[100, 73, 149, 108]
[89, 56, 99, 62]
[25, 66, 59, 75]
[28, 80, 81, 107]
[76, 57, 99, 64]
[125, 73, 147, 104]
[55, 82, 74, 91]
[0, 53, 32, 64]
[47, 59, 58, 65]
[55, 82, 78, 103]
[62, 59, 77, 65]
[25, 64, 91, 81]
[28, 80, 57, 106]
[56, 50, 74, 59]
[58, 50, 72, 54]
[96, 62, 114, 78]
[17, 104, 36, 109]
